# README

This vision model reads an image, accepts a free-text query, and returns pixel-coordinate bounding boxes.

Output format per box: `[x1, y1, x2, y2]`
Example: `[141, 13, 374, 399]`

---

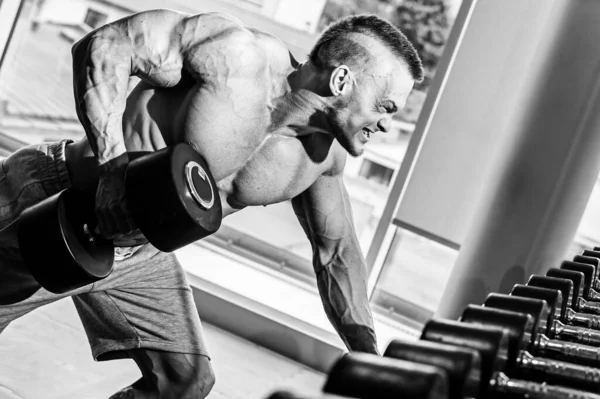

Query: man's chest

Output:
[216, 133, 340, 211]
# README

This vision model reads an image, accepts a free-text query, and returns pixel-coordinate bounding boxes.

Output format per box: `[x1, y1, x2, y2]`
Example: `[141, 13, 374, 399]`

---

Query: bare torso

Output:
[66, 13, 345, 228]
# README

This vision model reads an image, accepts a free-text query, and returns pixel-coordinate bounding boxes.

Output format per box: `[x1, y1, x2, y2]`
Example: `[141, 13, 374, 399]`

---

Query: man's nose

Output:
[377, 116, 392, 133]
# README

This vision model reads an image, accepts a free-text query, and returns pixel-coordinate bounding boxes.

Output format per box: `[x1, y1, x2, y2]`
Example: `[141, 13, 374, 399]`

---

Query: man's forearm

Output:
[72, 29, 131, 170]
[314, 246, 379, 355]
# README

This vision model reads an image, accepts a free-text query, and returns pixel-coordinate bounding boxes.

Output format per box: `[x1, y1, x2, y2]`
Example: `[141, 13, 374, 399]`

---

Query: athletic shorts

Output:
[0, 140, 210, 361]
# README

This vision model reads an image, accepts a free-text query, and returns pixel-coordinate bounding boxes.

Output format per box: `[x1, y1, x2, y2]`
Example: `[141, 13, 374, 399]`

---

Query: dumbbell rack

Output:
[263, 247, 600, 399]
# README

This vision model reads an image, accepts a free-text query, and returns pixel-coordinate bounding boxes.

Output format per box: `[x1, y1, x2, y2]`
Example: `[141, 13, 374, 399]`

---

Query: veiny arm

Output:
[71, 9, 190, 170]
[292, 172, 379, 354]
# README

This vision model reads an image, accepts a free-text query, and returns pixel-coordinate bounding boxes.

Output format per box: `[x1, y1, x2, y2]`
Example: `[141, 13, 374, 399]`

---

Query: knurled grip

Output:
[518, 351, 600, 387]
[536, 334, 600, 366]
[579, 298, 600, 315]
[566, 308, 600, 330]
[589, 289, 600, 302]
[491, 372, 600, 398]
[553, 320, 600, 346]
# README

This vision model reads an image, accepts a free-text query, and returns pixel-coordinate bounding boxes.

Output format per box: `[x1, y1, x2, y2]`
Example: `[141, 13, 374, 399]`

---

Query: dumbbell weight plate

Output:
[384, 338, 481, 398]
[125, 143, 223, 252]
[266, 392, 349, 399]
[17, 188, 114, 294]
[323, 352, 449, 399]
[421, 318, 509, 398]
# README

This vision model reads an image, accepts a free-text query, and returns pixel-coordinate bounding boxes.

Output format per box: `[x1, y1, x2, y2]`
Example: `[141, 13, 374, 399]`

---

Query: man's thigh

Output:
[72, 244, 210, 362]
[0, 140, 78, 325]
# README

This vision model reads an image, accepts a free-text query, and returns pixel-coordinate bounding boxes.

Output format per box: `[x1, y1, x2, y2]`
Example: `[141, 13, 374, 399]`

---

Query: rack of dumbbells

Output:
[262, 248, 600, 399]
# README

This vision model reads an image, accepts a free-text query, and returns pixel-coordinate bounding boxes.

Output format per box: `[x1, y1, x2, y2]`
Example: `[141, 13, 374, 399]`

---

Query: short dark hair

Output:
[308, 14, 424, 82]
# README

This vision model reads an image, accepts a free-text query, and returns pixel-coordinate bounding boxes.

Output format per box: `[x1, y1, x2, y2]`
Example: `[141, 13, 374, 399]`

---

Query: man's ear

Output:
[329, 65, 352, 96]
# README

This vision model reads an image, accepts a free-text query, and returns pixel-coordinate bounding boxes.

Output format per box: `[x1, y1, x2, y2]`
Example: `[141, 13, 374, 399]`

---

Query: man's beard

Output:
[326, 108, 364, 158]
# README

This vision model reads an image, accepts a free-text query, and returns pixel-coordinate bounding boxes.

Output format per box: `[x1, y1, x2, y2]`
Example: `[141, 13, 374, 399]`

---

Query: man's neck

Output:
[269, 89, 332, 136]
[289, 61, 331, 95]
[268, 63, 333, 136]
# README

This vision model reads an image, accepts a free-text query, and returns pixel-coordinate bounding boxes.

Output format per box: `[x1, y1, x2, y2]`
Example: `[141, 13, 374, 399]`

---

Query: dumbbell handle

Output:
[565, 308, 600, 330]
[491, 372, 600, 399]
[536, 334, 600, 367]
[578, 297, 600, 315]
[518, 351, 600, 390]
[589, 289, 600, 302]
[552, 320, 600, 346]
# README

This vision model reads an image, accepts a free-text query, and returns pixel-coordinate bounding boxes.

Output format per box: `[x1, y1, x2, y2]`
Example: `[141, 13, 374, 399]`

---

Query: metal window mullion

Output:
[0, 0, 25, 73]
[365, 0, 479, 299]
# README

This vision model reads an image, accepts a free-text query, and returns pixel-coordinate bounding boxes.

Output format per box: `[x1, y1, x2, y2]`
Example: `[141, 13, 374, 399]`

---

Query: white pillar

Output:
[436, 0, 600, 319]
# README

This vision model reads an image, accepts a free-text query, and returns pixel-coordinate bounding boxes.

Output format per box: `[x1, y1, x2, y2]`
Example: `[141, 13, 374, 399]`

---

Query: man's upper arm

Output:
[72, 10, 252, 86]
[71, 9, 267, 166]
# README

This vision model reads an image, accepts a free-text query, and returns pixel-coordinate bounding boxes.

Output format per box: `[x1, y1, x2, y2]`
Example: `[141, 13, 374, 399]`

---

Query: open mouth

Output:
[362, 128, 372, 140]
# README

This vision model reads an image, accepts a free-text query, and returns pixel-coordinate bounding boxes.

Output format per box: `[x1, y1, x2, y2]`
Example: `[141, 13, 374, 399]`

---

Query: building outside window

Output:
[83, 8, 108, 29]
[358, 159, 395, 187]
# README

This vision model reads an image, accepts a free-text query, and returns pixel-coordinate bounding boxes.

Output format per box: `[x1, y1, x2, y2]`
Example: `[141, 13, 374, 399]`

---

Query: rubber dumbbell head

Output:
[484, 293, 549, 339]
[323, 352, 449, 399]
[17, 188, 114, 294]
[561, 261, 598, 299]
[547, 268, 585, 308]
[510, 284, 561, 327]
[527, 275, 572, 319]
[266, 392, 348, 399]
[460, 304, 533, 369]
[384, 338, 481, 399]
[421, 318, 509, 398]
[125, 143, 222, 252]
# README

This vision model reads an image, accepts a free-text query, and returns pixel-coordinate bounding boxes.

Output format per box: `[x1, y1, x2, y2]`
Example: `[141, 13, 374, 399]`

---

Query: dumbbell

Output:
[419, 318, 600, 398]
[383, 339, 481, 398]
[459, 304, 600, 391]
[510, 283, 600, 346]
[561, 259, 600, 303]
[266, 392, 348, 399]
[546, 268, 600, 318]
[561, 261, 600, 302]
[322, 352, 449, 399]
[17, 143, 222, 294]
[574, 253, 600, 288]
[574, 251, 600, 290]
[527, 274, 600, 332]
[484, 293, 600, 367]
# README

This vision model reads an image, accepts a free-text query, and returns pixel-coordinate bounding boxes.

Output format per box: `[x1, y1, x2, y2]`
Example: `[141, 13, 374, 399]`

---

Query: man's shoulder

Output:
[248, 28, 292, 67]
[187, 15, 290, 70]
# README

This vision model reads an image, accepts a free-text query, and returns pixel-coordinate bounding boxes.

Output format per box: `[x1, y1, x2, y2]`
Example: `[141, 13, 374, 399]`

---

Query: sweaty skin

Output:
[67, 9, 414, 354]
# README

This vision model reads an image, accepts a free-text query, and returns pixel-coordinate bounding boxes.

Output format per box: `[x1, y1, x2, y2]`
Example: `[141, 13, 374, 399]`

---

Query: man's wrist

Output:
[97, 151, 130, 177]
[341, 323, 379, 355]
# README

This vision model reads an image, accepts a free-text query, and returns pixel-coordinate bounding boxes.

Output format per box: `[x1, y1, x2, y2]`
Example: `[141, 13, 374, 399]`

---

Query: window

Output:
[568, 177, 600, 259]
[83, 9, 107, 29]
[358, 159, 394, 187]
[371, 227, 458, 324]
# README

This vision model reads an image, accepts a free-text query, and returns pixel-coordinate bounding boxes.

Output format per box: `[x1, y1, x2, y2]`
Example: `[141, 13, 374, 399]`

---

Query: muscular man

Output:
[0, 9, 423, 399]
